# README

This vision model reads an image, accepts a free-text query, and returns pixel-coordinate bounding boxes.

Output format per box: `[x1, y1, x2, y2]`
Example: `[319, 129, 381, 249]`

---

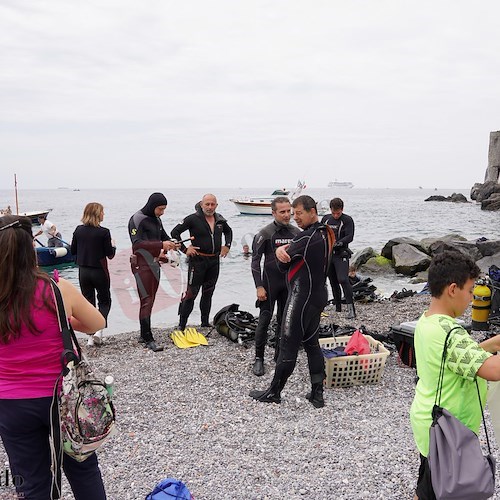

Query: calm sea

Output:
[1, 187, 498, 335]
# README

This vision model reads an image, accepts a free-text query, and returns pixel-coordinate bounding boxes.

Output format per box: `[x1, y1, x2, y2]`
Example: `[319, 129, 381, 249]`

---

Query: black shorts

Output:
[416, 454, 436, 500]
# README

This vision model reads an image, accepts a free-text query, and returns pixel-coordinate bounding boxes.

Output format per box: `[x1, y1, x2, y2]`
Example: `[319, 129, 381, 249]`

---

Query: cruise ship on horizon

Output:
[328, 180, 354, 189]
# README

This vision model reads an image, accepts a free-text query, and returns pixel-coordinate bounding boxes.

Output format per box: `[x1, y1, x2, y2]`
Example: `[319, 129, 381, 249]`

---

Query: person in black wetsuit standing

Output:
[250, 195, 335, 408]
[171, 194, 233, 330]
[251, 196, 300, 376]
[129, 193, 179, 352]
[321, 197, 356, 319]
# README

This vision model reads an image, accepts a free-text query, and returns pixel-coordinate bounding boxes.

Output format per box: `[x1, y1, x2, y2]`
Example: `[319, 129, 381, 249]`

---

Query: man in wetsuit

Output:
[129, 193, 179, 352]
[171, 194, 233, 330]
[251, 196, 301, 376]
[250, 195, 335, 408]
[321, 197, 356, 319]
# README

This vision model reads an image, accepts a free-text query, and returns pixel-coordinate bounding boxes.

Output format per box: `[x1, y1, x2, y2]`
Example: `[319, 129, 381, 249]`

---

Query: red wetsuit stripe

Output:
[288, 259, 304, 282]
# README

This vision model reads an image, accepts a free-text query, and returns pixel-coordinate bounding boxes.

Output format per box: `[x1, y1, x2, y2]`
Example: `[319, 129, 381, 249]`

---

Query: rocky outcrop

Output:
[357, 235, 500, 279]
[381, 237, 426, 260]
[392, 243, 431, 276]
[424, 193, 468, 203]
[470, 131, 500, 210]
[351, 247, 376, 270]
[482, 193, 500, 211]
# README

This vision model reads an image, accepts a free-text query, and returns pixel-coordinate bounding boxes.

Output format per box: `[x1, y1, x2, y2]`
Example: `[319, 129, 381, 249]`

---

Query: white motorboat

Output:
[230, 181, 305, 215]
[328, 180, 354, 189]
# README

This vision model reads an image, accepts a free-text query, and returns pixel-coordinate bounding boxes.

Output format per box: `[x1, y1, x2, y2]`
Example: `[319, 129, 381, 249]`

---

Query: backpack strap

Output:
[49, 278, 81, 368]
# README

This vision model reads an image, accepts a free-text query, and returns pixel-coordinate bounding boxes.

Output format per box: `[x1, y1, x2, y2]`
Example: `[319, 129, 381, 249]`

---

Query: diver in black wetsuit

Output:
[321, 197, 356, 319]
[251, 197, 301, 376]
[250, 195, 335, 408]
[171, 194, 233, 329]
[129, 193, 180, 352]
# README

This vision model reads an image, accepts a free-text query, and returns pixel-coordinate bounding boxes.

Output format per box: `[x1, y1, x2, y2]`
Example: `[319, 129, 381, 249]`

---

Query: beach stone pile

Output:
[353, 235, 500, 281]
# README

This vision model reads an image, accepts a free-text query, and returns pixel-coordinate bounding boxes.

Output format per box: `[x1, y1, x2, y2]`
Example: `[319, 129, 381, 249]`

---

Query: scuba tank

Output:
[471, 278, 492, 331]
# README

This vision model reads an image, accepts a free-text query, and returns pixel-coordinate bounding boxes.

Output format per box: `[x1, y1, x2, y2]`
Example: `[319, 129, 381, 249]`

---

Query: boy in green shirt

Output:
[410, 250, 500, 500]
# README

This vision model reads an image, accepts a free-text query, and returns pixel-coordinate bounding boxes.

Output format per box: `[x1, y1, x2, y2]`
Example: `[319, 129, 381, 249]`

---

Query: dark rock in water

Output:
[410, 270, 428, 284]
[476, 252, 500, 272]
[392, 243, 431, 276]
[429, 240, 482, 261]
[425, 193, 468, 203]
[351, 247, 376, 270]
[420, 234, 467, 254]
[471, 180, 500, 202]
[381, 237, 426, 260]
[481, 192, 500, 211]
[476, 239, 500, 257]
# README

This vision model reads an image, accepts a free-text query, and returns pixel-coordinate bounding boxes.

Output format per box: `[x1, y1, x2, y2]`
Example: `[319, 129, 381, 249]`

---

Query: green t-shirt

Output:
[410, 312, 491, 456]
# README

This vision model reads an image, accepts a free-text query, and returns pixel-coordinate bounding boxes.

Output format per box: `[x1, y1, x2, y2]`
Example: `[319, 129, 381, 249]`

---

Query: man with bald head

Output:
[171, 194, 233, 330]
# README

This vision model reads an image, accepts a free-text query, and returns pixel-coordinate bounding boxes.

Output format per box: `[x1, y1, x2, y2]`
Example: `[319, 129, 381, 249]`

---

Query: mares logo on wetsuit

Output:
[108, 248, 186, 321]
[275, 238, 294, 246]
[131, 228, 137, 236]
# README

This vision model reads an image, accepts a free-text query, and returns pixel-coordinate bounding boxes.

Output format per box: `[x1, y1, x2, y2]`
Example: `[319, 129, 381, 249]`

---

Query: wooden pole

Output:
[14, 173, 19, 215]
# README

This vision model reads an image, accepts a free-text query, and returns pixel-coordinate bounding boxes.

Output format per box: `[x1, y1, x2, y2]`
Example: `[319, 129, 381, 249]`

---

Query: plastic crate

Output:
[319, 335, 390, 388]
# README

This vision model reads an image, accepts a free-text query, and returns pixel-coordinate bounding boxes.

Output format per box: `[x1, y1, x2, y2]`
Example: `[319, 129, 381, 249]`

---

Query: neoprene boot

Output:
[252, 357, 265, 376]
[249, 387, 281, 404]
[346, 303, 356, 320]
[306, 383, 325, 408]
[335, 301, 342, 312]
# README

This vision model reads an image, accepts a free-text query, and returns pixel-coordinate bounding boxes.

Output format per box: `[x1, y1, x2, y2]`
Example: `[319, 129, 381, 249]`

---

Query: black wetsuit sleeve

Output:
[171, 218, 191, 253]
[104, 228, 116, 259]
[338, 215, 354, 245]
[251, 233, 267, 288]
[276, 233, 308, 272]
[222, 221, 233, 248]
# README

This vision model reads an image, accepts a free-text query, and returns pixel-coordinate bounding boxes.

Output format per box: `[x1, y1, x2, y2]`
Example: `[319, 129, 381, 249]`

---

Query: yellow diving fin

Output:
[171, 330, 192, 349]
[185, 327, 208, 346]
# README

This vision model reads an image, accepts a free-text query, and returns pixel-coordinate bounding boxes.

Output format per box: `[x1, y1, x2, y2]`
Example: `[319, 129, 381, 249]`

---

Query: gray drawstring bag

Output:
[428, 327, 496, 500]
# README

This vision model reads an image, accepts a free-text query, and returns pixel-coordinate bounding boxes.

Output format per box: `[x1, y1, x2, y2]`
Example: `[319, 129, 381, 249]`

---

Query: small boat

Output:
[328, 180, 354, 189]
[20, 210, 52, 225]
[230, 181, 305, 215]
[36, 244, 75, 267]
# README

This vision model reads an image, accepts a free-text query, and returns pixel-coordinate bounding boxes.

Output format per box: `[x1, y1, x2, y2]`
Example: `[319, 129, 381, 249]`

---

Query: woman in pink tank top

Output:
[0, 215, 107, 500]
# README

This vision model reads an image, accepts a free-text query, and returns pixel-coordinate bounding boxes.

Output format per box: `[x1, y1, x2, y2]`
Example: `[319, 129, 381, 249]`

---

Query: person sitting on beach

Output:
[34, 214, 64, 247]
[410, 250, 500, 500]
[0, 215, 107, 500]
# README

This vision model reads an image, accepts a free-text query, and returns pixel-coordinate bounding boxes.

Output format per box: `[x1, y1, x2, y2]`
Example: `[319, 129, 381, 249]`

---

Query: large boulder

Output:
[476, 252, 500, 273]
[429, 240, 483, 261]
[392, 243, 431, 276]
[481, 192, 500, 211]
[381, 237, 426, 260]
[470, 181, 500, 202]
[350, 247, 376, 270]
[476, 239, 500, 257]
[420, 234, 467, 254]
[358, 255, 395, 275]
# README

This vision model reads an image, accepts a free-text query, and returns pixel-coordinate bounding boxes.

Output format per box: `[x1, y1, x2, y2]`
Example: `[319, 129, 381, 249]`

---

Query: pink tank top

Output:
[0, 279, 64, 399]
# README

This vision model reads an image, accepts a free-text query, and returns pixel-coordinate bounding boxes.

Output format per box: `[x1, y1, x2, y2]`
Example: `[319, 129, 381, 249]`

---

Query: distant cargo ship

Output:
[328, 180, 354, 189]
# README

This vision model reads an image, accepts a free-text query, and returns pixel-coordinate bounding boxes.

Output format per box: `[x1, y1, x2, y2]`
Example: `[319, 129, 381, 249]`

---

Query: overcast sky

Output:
[1, 0, 500, 190]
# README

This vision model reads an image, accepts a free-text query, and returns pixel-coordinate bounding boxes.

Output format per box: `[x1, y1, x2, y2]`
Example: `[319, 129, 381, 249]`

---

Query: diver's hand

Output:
[276, 244, 291, 263]
[186, 246, 199, 257]
[163, 240, 177, 252]
[220, 245, 230, 258]
[256, 286, 267, 301]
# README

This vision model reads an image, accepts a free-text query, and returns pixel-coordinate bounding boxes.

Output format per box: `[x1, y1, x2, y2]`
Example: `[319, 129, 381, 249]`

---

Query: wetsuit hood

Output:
[142, 193, 168, 217]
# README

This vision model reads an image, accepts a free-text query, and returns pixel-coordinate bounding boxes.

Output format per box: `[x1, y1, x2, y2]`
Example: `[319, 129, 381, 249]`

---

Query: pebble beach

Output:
[2, 294, 499, 500]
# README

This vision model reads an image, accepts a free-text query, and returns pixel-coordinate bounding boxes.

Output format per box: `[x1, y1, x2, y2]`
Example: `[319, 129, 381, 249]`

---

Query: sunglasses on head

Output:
[0, 220, 21, 232]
